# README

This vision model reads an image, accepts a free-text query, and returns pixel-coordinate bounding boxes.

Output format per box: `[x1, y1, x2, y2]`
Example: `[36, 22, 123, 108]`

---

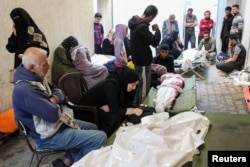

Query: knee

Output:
[96, 130, 107, 144]
[216, 64, 221, 69]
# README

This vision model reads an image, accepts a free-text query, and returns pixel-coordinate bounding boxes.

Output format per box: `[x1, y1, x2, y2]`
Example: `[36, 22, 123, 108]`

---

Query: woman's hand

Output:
[12, 24, 16, 36]
[133, 108, 143, 116]
[100, 105, 110, 112]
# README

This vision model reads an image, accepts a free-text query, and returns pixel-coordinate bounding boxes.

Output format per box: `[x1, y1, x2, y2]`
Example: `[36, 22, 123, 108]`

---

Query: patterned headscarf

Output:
[61, 36, 79, 61]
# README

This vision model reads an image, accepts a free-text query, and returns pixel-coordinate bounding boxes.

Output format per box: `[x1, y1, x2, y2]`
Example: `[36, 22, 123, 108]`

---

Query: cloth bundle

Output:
[72, 112, 210, 167]
[154, 73, 184, 112]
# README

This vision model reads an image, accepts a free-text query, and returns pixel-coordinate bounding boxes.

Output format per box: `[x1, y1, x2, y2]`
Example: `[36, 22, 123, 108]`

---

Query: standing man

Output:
[162, 14, 179, 40]
[128, 5, 161, 105]
[230, 4, 244, 41]
[198, 31, 216, 64]
[198, 10, 214, 45]
[94, 12, 104, 54]
[220, 6, 234, 53]
[184, 8, 197, 50]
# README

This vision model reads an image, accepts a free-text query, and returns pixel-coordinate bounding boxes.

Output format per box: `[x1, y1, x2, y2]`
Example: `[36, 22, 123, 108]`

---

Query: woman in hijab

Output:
[104, 24, 129, 72]
[51, 44, 79, 86]
[102, 29, 115, 55]
[79, 66, 143, 137]
[61, 36, 109, 90]
[160, 30, 183, 59]
[114, 24, 128, 69]
[6, 8, 49, 68]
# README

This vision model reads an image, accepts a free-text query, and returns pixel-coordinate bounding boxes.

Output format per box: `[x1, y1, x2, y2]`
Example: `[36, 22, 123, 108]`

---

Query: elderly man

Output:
[198, 31, 216, 64]
[216, 34, 246, 74]
[162, 14, 179, 40]
[12, 47, 107, 166]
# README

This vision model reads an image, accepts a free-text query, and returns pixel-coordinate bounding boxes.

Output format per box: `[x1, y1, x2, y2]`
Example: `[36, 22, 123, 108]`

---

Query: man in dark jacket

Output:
[220, 6, 233, 53]
[128, 5, 161, 105]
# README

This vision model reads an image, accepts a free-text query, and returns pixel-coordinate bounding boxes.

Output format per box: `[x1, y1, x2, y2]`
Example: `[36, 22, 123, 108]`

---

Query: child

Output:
[94, 12, 104, 54]
[153, 44, 175, 73]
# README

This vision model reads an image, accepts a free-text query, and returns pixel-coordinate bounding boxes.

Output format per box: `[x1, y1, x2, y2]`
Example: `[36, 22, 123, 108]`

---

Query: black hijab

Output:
[61, 36, 79, 62]
[6, 8, 50, 68]
[117, 66, 139, 93]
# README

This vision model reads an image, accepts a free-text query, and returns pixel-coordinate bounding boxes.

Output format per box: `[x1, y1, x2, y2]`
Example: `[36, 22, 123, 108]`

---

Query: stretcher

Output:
[243, 87, 250, 112]
[175, 50, 206, 80]
[142, 75, 197, 115]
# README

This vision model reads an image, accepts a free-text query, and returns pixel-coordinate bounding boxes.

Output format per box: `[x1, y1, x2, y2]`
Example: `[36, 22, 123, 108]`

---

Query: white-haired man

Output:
[12, 47, 107, 166]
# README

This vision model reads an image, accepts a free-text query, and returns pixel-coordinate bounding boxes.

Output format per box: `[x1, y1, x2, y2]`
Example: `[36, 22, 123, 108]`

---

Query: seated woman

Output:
[102, 29, 115, 55]
[160, 30, 184, 59]
[104, 24, 130, 72]
[102, 28, 131, 57]
[62, 36, 109, 89]
[79, 66, 143, 137]
[51, 44, 79, 86]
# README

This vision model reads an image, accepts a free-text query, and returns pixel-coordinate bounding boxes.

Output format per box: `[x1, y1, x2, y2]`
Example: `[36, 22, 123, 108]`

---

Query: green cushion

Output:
[193, 112, 250, 167]
[142, 75, 196, 115]
[104, 131, 116, 146]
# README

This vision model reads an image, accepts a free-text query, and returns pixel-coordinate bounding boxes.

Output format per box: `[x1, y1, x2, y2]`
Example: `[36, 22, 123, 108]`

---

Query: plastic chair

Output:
[16, 120, 72, 167]
[58, 72, 99, 127]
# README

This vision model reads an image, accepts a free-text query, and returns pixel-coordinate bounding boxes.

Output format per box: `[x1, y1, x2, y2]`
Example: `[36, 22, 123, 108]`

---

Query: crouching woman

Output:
[79, 66, 143, 137]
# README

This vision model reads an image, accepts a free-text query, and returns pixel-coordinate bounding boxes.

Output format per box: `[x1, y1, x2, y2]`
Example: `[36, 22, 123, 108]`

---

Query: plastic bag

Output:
[72, 112, 210, 167]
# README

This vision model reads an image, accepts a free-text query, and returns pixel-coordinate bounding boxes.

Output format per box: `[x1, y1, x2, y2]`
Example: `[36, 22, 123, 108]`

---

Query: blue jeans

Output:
[95, 44, 102, 54]
[36, 120, 107, 162]
[104, 59, 116, 72]
[184, 32, 196, 49]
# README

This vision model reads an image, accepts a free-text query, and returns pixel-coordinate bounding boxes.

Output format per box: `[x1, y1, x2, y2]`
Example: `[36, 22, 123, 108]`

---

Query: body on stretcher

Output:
[174, 49, 206, 79]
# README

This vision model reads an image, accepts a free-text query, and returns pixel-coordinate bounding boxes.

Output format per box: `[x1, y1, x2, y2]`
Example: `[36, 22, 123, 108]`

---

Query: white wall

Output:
[240, 0, 250, 69]
[0, 0, 94, 112]
[97, 0, 113, 36]
[113, 0, 185, 38]
[113, 0, 217, 54]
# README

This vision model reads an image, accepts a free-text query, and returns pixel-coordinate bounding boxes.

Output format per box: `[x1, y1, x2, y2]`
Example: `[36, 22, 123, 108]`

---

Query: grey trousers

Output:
[133, 65, 151, 105]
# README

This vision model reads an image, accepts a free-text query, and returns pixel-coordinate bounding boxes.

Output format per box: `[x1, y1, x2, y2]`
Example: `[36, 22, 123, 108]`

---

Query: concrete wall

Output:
[97, 0, 113, 32]
[0, 0, 94, 112]
[226, 0, 250, 69]
[239, 0, 250, 69]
